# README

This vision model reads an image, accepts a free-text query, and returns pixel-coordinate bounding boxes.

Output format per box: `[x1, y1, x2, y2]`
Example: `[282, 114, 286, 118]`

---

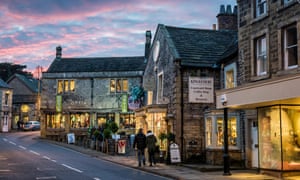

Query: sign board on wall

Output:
[56, 95, 62, 112]
[121, 94, 128, 112]
[188, 77, 214, 103]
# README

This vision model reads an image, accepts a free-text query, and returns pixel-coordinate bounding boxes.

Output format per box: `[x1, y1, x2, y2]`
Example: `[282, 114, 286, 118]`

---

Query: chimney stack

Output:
[56, 46, 62, 60]
[216, 4, 237, 31]
[145, 30, 152, 59]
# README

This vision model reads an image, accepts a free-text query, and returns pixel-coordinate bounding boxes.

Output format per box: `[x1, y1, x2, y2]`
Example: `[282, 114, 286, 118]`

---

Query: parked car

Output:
[23, 121, 40, 131]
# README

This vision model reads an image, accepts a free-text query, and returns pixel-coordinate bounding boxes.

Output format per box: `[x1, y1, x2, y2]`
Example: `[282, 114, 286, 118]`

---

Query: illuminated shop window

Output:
[97, 113, 115, 128]
[119, 113, 135, 129]
[206, 117, 212, 146]
[258, 105, 300, 171]
[46, 113, 65, 129]
[110, 79, 128, 93]
[70, 113, 90, 128]
[57, 79, 76, 94]
[205, 114, 238, 148]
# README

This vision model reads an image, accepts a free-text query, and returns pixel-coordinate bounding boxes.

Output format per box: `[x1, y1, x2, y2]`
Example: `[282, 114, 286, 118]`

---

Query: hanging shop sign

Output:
[188, 77, 214, 103]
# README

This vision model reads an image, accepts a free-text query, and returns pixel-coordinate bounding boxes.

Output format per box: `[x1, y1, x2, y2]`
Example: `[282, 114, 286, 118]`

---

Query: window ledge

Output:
[250, 73, 270, 82]
[250, 13, 269, 25]
[276, 67, 300, 76]
[277, 1, 298, 12]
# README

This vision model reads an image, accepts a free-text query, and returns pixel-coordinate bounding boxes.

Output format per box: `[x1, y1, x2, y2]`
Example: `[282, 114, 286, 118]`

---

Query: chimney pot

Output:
[220, 5, 225, 14]
[226, 5, 232, 14]
[56, 46, 62, 59]
[212, 24, 216, 30]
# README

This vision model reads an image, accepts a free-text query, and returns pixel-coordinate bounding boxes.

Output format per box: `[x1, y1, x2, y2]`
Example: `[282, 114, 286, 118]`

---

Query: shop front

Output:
[135, 105, 169, 152]
[216, 74, 300, 176]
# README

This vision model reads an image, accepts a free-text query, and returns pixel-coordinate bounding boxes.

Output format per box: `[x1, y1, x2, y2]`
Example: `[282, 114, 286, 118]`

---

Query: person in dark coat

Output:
[146, 130, 157, 166]
[133, 128, 146, 167]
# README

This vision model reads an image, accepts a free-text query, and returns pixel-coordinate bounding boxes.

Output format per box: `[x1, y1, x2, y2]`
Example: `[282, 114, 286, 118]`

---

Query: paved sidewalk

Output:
[42, 139, 298, 180]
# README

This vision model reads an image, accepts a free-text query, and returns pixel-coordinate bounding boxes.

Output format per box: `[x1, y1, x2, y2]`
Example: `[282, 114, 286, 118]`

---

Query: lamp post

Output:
[223, 107, 231, 176]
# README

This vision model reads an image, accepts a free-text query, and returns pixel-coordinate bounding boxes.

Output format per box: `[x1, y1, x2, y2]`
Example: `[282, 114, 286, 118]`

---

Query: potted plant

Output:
[103, 121, 119, 155]
[158, 132, 167, 163]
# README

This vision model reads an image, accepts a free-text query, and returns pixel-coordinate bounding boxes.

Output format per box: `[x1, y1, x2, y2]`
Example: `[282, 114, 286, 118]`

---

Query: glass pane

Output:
[228, 117, 237, 146]
[110, 79, 116, 92]
[206, 117, 212, 146]
[70, 80, 75, 92]
[57, 80, 63, 94]
[116, 79, 122, 92]
[281, 106, 300, 170]
[217, 117, 223, 146]
[122, 79, 128, 92]
[225, 70, 234, 88]
[64, 80, 69, 92]
[258, 106, 281, 170]
[288, 46, 297, 67]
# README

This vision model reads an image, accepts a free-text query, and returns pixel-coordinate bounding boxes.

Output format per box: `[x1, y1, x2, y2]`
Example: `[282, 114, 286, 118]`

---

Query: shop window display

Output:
[46, 113, 65, 129]
[205, 113, 238, 148]
[70, 113, 89, 128]
[119, 113, 135, 129]
[258, 105, 300, 170]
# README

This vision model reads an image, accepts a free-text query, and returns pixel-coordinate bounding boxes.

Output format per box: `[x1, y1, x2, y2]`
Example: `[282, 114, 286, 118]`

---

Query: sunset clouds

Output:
[0, 0, 236, 74]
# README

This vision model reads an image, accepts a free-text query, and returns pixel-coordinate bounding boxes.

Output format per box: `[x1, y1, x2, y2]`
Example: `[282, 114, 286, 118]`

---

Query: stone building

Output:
[7, 74, 40, 129]
[0, 78, 13, 132]
[40, 40, 148, 139]
[136, 5, 240, 164]
[216, 0, 300, 177]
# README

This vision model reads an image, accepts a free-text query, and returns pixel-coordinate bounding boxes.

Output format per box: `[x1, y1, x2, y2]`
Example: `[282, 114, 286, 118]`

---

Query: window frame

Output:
[224, 62, 237, 89]
[256, 35, 267, 75]
[255, 0, 267, 18]
[110, 78, 128, 93]
[283, 24, 298, 70]
[57, 79, 76, 94]
[205, 113, 240, 149]
[4, 92, 9, 105]
[157, 72, 164, 102]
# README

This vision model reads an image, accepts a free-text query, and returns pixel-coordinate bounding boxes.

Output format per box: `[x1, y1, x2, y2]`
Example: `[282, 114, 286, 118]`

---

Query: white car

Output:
[23, 121, 40, 131]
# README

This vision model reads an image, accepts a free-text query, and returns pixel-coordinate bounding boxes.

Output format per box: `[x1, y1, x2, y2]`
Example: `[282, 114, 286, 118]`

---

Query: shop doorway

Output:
[251, 120, 258, 168]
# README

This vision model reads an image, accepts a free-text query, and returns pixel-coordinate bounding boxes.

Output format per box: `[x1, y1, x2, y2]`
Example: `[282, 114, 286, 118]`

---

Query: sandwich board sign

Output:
[170, 143, 181, 163]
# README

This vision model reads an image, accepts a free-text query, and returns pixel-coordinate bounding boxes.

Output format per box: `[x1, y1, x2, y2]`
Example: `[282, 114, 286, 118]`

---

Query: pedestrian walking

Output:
[146, 130, 157, 166]
[133, 128, 146, 167]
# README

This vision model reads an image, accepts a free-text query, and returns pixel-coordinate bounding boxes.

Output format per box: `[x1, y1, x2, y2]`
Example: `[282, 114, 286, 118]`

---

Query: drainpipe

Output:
[175, 59, 184, 161]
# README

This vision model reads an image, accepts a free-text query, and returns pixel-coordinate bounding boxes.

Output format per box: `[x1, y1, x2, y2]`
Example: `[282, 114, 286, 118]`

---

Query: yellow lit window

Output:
[57, 80, 63, 94]
[70, 80, 75, 92]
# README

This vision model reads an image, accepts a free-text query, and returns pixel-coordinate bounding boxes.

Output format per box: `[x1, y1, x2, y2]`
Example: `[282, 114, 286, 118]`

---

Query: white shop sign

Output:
[170, 143, 181, 163]
[188, 77, 214, 103]
[67, 133, 75, 144]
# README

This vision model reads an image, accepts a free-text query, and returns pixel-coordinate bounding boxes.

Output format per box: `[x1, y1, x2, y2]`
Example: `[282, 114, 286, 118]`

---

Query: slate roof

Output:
[47, 56, 146, 73]
[7, 74, 39, 93]
[0, 78, 11, 88]
[162, 25, 238, 67]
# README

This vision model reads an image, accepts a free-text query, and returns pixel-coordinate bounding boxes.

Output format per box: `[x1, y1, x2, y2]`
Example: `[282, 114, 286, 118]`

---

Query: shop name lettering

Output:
[63, 95, 87, 106]
[190, 79, 212, 84]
